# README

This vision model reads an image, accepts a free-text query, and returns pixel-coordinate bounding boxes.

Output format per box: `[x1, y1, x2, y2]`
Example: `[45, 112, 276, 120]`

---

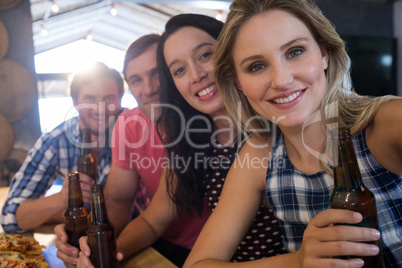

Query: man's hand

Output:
[77, 173, 95, 204]
[54, 223, 79, 267]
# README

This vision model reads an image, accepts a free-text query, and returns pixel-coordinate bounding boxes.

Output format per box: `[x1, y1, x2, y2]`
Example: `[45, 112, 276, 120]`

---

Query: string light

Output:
[215, 11, 223, 21]
[41, 27, 48, 36]
[51, 0, 59, 13]
[110, 3, 117, 16]
[86, 33, 93, 41]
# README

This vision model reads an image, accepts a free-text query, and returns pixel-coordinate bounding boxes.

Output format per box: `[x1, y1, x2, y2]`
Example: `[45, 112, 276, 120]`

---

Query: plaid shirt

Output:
[1, 115, 130, 233]
[266, 131, 401, 267]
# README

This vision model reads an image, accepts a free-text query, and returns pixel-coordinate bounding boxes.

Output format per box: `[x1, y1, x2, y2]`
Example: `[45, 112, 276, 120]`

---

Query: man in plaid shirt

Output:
[1, 62, 125, 233]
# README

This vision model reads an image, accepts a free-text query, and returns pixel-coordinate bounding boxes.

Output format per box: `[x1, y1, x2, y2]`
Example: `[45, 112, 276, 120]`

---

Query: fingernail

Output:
[354, 259, 364, 267]
[370, 245, 379, 255]
[353, 212, 362, 221]
[372, 229, 380, 239]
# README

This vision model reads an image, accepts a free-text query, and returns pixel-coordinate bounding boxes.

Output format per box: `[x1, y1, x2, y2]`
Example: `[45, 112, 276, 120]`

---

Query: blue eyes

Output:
[248, 63, 266, 73]
[201, 52, 212, 60]
[288, 48, 303, 58]
[247, 47, 305, 73]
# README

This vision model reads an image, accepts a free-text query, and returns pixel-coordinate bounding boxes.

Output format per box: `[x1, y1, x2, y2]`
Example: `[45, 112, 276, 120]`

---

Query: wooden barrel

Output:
[0, 20, 8, 59]
[0, 59, 37, 121]
[0, 0, 22, 11]
[0, 114, 14, 162]
[0, 147, 28, 186]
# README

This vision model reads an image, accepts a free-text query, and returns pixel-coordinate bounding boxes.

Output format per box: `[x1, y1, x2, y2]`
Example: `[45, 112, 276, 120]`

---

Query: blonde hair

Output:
[214, 0, 398, 137]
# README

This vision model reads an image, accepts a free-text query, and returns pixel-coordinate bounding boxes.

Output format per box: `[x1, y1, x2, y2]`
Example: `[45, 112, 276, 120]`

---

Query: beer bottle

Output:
[78, 128, 97, 181]
[87, 184, 118, 268]
[329, 127, 385, 268]
[64, 172, 90, 248]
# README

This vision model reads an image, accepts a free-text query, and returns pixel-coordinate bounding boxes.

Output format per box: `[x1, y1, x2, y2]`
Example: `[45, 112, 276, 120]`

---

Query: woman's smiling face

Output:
[164, 26, 224, 118]
[233, 9, 329, 129]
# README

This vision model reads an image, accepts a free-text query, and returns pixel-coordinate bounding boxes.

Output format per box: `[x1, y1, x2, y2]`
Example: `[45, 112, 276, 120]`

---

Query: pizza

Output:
[0, 234, 48, 268]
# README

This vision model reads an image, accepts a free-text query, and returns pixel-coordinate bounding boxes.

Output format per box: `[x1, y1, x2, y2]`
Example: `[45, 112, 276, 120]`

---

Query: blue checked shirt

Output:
[266, 131, 401, 267]
[1, 116, 112, 233]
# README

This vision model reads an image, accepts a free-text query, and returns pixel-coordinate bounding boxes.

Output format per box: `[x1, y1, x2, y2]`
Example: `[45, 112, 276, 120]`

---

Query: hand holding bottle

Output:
[86, 184, 119, 267]
[296, 209, 381, 268]
[329, 127, 385, 267]
[54, 223, 80, 268]
[64, 172, 90, 249]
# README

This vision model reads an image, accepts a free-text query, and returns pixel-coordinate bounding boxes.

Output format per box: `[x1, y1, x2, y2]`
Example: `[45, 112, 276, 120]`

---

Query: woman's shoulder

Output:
[237, 133, 274, 160]
[370, 98, 402, 131]
[229, 133, 273, 190]
[366, 98, 402, 175]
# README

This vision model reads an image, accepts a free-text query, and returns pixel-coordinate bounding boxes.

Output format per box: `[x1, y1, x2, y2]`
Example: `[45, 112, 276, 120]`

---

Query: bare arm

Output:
[104, 163, 139, 235]
[366, 98, 402, 175]
[15, 173, 94, 230]
[116, 169, 177, 259]
[15, 192, 66, 230]
[184, 138, 381, 268]
[184, 139, 275, 266]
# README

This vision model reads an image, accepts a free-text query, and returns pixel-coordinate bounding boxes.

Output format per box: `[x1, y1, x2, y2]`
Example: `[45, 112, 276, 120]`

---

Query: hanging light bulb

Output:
[215, 11, 223, 21]
[41, 26, 48, 36]
[86, 33, 93, 41]
[110, 3, 117, 16]
[51, 0, 59, 13]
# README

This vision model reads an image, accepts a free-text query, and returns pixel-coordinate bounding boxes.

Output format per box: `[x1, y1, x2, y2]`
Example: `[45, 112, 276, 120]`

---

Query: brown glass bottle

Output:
[78, 128, 97, 181]
[329, 127, 384, 268]
[64, 172, 90, 248]
[87, 184, 118, 268]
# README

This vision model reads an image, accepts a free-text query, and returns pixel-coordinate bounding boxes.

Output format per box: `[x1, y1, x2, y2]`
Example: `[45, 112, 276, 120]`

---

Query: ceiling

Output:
[30, 0, 232, 54]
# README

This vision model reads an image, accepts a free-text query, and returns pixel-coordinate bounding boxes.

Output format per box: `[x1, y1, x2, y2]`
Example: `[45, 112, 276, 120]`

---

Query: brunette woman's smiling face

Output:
[164, 26, 224, 118]
[233, 9, 329, 129]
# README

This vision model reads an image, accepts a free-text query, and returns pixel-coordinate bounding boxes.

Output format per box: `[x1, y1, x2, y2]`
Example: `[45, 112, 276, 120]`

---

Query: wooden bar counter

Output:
[120, 247, 177, 268]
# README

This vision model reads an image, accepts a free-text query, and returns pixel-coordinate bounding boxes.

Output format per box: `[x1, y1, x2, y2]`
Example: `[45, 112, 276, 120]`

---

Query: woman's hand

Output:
[77, 236, 124, 268]
[54, 223, 79, 267]
[296, 209, 381, 268]
[77, 236, 94, 268]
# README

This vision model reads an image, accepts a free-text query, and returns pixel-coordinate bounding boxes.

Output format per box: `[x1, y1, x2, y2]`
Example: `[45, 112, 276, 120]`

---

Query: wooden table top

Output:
[121, 247, 177, 268]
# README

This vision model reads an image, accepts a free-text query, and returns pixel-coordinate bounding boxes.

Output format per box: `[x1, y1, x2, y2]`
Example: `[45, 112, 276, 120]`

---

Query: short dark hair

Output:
[70, 62, 124, 102]
[122, 34, 161, 82]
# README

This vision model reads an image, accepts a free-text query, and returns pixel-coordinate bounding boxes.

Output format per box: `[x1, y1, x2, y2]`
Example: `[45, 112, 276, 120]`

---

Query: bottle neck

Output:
[334, 127, 364, 189]
[67, 177, 85, 208]
[80, 147, 92, 156]
[80, 128, 92, 156]
[90, 186, 109, 224]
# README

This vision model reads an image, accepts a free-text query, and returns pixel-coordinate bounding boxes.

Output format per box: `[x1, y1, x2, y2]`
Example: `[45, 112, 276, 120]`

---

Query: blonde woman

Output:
[184, 0, 401, 267]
